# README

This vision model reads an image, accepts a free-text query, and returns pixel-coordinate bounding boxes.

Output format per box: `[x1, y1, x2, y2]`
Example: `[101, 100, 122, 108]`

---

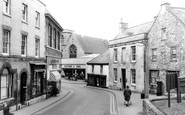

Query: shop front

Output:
[61, 64, 86, 80]
[30, 61, 46, 99]
[87, 74, 107, 88]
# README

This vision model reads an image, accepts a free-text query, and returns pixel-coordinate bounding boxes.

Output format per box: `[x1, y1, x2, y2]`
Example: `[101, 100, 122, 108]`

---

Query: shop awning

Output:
[30, 61, 46, 65]
[48, 71, 61, 82]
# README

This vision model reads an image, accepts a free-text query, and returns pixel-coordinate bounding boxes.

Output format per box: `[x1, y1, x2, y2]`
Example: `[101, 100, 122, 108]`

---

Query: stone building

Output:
[0, 0, 47, 113]
[109, 20, 153, 92]
[45, 9, 63, 92]
[87, 51, 110, 88]
[148, 2, 185, 94]
[61, 32, 108, 80]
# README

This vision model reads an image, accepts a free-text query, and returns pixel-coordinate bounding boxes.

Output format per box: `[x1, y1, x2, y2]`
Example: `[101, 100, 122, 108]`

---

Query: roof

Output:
[76, 35, 109, 54]
[114, 22, 153, 39]
[170, 7, 185, 24]
[87, 51, 109, 65]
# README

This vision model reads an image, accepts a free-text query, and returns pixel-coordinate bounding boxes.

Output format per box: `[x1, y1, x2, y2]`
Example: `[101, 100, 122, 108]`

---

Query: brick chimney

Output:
[119, 18, 128, 33]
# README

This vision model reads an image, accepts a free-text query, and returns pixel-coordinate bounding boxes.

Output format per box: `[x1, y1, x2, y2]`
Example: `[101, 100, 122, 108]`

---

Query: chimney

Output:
[119, 18, 128, 33]
[161, 1, 170, 7]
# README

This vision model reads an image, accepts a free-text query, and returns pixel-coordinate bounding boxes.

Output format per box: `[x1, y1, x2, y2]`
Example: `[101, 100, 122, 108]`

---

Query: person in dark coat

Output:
[52, 85, 59, 96]
[123, 85, 132, 106]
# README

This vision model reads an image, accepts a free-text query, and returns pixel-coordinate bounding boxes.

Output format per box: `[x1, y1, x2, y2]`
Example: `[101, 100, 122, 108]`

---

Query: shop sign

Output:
[63, 65, 81, 68]
[49, 58, 60, 64]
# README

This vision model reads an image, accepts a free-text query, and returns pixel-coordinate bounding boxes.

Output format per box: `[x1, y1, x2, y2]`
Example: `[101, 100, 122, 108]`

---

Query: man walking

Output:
[123, 85, 132, 106]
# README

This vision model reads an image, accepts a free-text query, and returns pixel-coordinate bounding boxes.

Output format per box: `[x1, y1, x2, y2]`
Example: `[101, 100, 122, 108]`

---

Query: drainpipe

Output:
[142, 34, 149, 98]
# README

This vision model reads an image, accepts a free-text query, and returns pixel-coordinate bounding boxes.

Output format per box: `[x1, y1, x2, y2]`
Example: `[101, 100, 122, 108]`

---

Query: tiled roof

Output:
[170, 7, 185, 24]
[76, 35, 109, 54]
[115, 22, 153, 39]
[87, 51, 109, 65]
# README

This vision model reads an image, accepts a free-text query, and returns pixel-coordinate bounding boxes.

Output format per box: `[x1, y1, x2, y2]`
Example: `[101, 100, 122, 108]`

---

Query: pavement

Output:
[12, 78, 145, 115]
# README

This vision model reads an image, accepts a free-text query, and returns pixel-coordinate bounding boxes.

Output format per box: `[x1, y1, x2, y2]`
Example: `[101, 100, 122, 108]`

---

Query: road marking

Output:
[110, 93, 116, 115]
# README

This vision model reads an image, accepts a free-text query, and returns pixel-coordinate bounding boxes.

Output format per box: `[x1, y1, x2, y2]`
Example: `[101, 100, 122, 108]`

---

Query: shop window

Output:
[69, 44, 77, 58]
[149, 70, 159, 94]
[1, 68, 12, 99]
[131, 69, 136, 84]
[114, 68, 117, 82]
[32, 71, 45, 97]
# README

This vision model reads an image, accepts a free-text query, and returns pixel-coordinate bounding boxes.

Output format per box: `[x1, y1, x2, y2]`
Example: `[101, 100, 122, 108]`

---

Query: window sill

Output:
[22, 20, 28, 25]
[35, 26, 40, 29]
[130, 83, 136, 87]
[2, 53, 9, 56]
[3, 13, 11, 18]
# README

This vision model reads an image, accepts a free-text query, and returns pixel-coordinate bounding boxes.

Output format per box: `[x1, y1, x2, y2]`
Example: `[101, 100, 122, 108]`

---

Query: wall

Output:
[148, 5, 185, 93]
[109, 36, 145, 92]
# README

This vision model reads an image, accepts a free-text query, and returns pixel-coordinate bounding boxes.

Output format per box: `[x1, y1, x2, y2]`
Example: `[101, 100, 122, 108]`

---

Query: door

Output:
[122, 69, 126, 90]
[20, 72, 27, 103]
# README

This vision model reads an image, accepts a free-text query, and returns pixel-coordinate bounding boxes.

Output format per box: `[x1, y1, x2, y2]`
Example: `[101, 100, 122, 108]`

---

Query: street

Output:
[40, 82, 114, 115]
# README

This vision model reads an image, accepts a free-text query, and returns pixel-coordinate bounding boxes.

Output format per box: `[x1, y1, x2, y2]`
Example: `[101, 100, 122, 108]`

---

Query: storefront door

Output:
[20, 72, 27, 103]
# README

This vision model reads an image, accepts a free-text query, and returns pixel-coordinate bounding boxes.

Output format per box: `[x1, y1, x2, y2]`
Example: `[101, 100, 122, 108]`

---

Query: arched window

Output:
[69, 44, 77, 58]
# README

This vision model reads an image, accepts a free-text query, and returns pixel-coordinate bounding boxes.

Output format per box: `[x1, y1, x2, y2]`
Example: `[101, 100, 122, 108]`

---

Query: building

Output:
[109, 20, 153, 92]
[87, 51, 110, 88]
[148, 2, 185, 94]
[0, 0, 47, 113]
[45, 9, 63, 92]
[61, 32, 108, 80]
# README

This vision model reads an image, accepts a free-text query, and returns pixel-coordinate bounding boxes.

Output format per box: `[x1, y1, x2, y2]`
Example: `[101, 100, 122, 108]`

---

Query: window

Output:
[152, 48, 157, 61]
[3, 0, 10, 15]
[61, 35, 64, 45]
[100, 65, 103, 74]
[170, 47, 177, 61]
[114, 49, 118, 62]
[32, 71, 45, 97]
[92, 65, 94, 73]
[161, 27, 166, 40]
[22, 4, 28, 22]
[21, 35, 27, 56]
[1, 68, 13, 99]
[35, 11, 40, 27]
[131, 69, 136, 84]
[2, 30, 10, 54]
[35, 38, 40, 57]
[131, 46, 136, 62]
[48, 24, 52, 47]
[121, 47, 126, 62]
[114, 68, 117, 82]
[53, 29, 56, 49]
[69, 45, 77, 58]
[58, 32, 60, 50]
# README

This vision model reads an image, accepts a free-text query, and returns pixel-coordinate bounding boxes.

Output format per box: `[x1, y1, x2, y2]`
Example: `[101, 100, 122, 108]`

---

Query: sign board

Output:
[63, 65, 81, 68]
[179, 78, 185, 93]
[166, 73, 178, 91]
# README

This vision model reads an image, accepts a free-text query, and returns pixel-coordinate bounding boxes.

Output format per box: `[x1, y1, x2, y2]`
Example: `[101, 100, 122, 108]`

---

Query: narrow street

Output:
[41, 82, 113, 115]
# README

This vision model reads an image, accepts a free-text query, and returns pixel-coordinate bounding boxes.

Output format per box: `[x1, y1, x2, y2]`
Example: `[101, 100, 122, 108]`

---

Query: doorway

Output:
[20, 72, 27, 103]
[122, 69, 126, 90]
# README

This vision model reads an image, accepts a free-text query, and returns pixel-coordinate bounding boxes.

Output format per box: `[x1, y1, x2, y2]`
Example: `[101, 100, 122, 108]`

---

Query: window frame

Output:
[3, 0, 11, 15]
[151, 48, 157, 62]
[131, 46, 136, 62]
[35, 38, 40, 57]
[170, 46, 177, 61]
[121, 47, 126, 62]
[35, 11, 40, 28]
[131, 69, 136, 85]
[113, 68, 117, 82]
[53, 28, 56, 49]
[22, 3, 28, 22]
[2, 30, 10, 55]
[48, 24, 52, 47]
[69, 44, 77, 58]
[114, 48, 118, 62]
[21, 34, 27, 56]
[100, 65, 103, 74]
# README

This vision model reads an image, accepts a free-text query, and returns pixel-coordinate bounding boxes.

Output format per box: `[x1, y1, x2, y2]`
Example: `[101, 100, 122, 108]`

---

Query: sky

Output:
[41, 0, 185, 40]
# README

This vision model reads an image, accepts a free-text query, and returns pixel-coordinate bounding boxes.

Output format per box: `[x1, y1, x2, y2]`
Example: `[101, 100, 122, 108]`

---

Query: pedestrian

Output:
[123, 85, 132, 106]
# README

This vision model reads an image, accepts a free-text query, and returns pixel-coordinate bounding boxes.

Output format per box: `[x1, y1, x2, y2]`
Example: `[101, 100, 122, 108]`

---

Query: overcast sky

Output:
[41, 0, 185, 40]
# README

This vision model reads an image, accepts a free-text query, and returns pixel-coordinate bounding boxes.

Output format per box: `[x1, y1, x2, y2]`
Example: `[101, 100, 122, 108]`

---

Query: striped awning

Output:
[48, 71, 61, 82]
